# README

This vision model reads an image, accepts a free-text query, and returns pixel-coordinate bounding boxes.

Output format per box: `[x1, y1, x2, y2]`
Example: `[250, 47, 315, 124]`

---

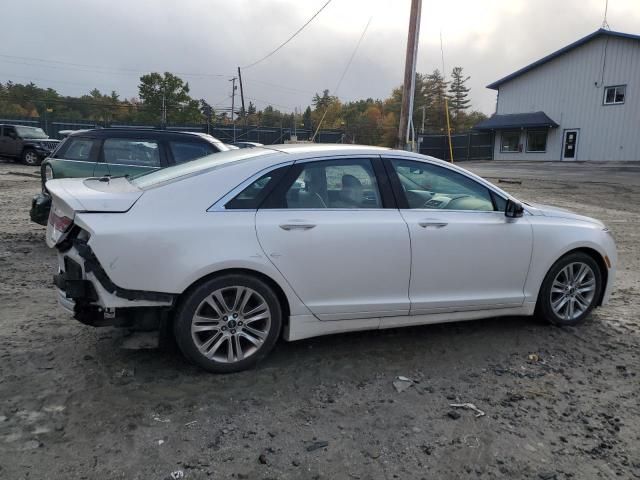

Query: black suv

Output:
[0, 124, 60, 165]
[30, 128, 229, 224]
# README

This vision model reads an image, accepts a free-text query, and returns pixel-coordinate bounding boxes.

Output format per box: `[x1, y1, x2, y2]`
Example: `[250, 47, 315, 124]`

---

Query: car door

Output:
[255, 156, 411, 320]
[385, 157, 533, 314]
[93, 137, 164, 177]
[1, 126, 20, 156]
[47, 136, 100, 179]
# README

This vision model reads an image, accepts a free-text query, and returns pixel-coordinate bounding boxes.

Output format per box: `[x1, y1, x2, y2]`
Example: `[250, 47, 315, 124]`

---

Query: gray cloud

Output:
[2, 0, 638, 115]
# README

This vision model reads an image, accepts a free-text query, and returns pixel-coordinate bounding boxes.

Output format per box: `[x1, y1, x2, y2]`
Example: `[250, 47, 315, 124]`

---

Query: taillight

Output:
[49, 208, 73, 233]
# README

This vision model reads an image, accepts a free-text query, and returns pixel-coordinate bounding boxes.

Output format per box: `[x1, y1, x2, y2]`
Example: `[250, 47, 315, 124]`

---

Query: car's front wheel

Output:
[538, 252, 602, 326]
[22, 148, 40, 166]
[174, 274, 282, 373]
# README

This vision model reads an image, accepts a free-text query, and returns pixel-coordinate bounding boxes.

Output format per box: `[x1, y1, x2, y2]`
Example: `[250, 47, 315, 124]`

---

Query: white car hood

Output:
[526, 202, 604, 227]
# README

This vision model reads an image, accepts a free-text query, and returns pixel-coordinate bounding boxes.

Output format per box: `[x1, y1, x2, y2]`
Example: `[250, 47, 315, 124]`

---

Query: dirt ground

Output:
[0, 158, 639, 480]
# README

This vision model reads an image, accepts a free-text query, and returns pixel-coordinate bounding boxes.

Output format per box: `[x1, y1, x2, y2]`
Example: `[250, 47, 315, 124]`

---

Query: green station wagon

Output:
[30, 128, 229, 224]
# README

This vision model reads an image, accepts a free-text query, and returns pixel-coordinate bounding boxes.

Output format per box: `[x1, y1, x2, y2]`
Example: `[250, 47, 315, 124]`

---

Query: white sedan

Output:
[46, 145, 617, 372]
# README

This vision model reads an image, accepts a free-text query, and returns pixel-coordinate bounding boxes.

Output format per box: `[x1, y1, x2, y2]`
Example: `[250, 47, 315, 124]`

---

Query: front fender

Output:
[524, 218, 617, 304]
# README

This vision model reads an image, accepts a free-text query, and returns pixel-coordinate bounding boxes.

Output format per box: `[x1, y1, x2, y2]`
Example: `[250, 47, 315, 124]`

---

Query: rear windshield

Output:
[130, 148, 273, 189]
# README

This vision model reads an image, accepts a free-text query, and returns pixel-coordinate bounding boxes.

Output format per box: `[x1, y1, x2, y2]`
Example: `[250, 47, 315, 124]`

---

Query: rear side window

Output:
[103, 138, 160, 167]
[225, 166, 289, 210]
[59, 138, 95, 161]
[169, 141, 216, 164]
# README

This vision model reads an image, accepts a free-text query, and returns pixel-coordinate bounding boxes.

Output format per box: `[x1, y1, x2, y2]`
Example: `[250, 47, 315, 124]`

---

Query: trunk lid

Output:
[45, 177, 143, 247]
[46, 177, 143, 212]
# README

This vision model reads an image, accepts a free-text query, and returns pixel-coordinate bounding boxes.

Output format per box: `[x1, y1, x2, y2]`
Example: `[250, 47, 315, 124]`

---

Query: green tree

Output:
[423, 69, 449, 133]
[302, 106, 312, 130]
[312, 89, 338, 110]
[138, 72, 202, 124]
[448, 67, 471, 131]
[310, 89, 342, 129]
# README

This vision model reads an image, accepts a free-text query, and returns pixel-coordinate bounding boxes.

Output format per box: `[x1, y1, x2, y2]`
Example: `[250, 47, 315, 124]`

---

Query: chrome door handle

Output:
[279, 223, 316, 231]
[418, 221, 448, 229]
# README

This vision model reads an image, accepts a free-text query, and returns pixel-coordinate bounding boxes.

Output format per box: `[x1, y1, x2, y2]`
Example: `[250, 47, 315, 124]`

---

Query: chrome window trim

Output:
[53, 157, 162, 169]
[50, 158, 96, 164]
[207, 160, 294, 212]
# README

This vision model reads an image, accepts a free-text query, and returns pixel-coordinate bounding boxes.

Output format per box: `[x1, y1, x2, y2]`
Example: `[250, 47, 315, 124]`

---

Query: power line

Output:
[245, 96, 295, 112]
[601, 0, 610, 29]
[0, 93, 202, 111]
[243, 78, 315, 96]
[312, 16, 372, 141]
[241, 0, 333, 69]
[0, 72, 121, 90]
[0, 54, 232, 79]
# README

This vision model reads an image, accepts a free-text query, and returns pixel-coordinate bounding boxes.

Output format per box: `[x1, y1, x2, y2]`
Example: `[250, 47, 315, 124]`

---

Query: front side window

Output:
[604, 85, 626, 105]
[170, 141, 216, 164]
[264, 158, 382, 209]
[60, 138, 95, 161]
[2, 126, 16, 138]
[526, 130, 547, 152]
[103, 138, 160, 167]
[500, 131, 520, 152]
[390, 159, 495, 211]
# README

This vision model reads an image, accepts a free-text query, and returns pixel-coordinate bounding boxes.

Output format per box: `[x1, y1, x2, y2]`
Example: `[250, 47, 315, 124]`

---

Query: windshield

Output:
[15, 126, 49, 139]
[131, 147, 274, 189]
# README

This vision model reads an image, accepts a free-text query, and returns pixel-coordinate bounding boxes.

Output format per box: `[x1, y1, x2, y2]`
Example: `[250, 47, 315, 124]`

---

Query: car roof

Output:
[264, 143, 392, 156]
[68, 128, 221, 141]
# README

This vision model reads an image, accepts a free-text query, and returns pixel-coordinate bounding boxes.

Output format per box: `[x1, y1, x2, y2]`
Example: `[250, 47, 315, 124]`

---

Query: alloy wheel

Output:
[24, 151, 38, 165]
[190, 286, 272, 363]
[549, 262, 596, 321]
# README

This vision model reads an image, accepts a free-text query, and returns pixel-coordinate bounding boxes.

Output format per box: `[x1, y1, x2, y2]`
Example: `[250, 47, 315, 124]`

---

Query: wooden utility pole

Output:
[397, 0, 422, 150]
[237, 67, 246, 126]
[229, 77, 237, 142]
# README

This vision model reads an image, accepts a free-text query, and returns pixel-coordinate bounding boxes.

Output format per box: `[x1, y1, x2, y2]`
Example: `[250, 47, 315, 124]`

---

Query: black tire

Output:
[173, 274, 282, 373]
[22, 148, 41, 166]
[537, 252, 602, 326]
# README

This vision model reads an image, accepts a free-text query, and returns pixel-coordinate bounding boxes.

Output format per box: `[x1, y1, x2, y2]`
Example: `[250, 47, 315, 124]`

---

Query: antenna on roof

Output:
[601, 0, 610, 30]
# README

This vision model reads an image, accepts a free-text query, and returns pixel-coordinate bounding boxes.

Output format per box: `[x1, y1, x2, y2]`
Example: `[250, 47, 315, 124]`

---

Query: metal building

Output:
[476, 29, 640, 161]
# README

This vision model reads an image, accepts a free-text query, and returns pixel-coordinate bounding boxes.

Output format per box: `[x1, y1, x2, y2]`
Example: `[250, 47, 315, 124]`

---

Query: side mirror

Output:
[505, 199, 524, 218]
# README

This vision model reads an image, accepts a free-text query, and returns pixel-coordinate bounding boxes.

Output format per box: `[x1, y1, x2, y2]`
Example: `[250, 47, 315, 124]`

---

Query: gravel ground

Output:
[0, 158, 639, 480]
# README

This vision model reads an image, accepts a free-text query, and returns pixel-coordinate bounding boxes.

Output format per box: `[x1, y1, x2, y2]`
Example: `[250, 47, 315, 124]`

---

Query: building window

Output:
[500, 131, 520, 153]
[604, 85, 626, 105]
[526, 130, 547, 153]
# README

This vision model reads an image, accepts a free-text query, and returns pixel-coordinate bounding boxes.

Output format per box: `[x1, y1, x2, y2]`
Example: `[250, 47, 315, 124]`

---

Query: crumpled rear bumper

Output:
[55, 239, 175, 325]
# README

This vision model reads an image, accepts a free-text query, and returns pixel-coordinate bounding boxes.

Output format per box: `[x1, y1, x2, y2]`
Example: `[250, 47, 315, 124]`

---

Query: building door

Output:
[562, 129, 579, 160]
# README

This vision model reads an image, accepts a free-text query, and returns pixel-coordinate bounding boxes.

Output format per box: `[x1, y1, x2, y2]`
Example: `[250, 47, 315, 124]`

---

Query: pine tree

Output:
[303, 106, 312, 130]
[448, 67, 471, 131]
[423, 69, 449, 133]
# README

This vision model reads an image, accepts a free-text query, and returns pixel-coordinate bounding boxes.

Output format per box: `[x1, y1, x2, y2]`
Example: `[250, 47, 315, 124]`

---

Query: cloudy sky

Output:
[3, 0, 639, 114]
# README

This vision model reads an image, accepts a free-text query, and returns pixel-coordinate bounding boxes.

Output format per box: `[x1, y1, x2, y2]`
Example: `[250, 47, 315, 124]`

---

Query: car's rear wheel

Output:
[22, 148, 40, 166]
[174, 274, 282, 373]
[537, 252, 602, 326]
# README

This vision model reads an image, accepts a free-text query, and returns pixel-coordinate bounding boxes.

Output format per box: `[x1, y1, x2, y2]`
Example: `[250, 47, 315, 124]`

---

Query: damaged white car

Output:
[46, 145, 617, 372]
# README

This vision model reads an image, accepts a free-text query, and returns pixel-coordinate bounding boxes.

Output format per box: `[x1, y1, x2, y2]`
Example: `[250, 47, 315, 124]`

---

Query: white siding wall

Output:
[493, 36, 640, 161]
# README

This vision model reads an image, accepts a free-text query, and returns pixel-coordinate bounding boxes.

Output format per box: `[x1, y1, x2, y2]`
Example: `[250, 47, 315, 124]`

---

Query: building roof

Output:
[487, 29, 640, 90]
[474, 112, 559, 130]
